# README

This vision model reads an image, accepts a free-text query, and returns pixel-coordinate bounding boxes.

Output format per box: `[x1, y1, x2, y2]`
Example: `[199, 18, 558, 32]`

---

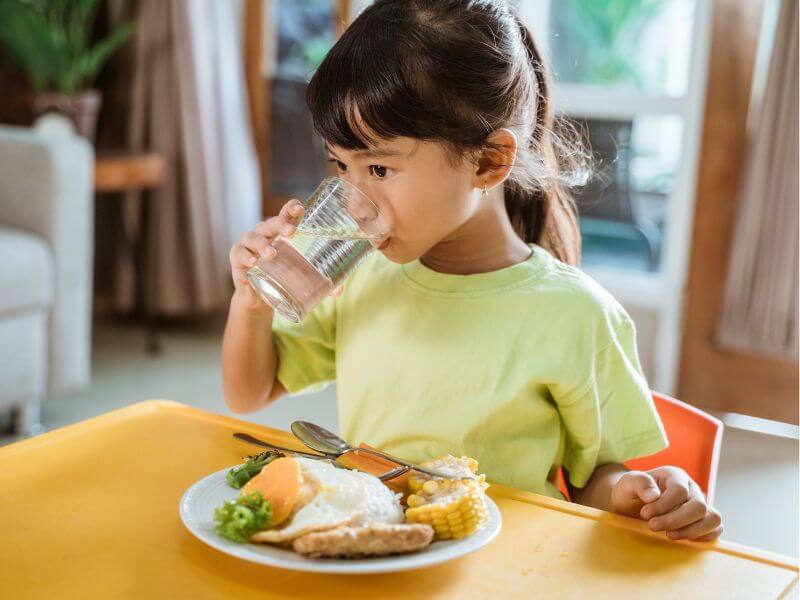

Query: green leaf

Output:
[76, 21, 135, 89]
[555, 0, 666, 88]
[0, 2, 60, 90]
[67, 0, 101, 65]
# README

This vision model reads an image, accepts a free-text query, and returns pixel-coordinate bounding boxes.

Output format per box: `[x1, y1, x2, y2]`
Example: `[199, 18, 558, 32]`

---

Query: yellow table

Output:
[1, 401, 796, 599]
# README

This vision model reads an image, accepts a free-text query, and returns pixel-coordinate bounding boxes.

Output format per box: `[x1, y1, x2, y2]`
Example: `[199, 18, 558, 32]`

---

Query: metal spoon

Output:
[232, 432, 409, 482]
[291, 421, 472, 480]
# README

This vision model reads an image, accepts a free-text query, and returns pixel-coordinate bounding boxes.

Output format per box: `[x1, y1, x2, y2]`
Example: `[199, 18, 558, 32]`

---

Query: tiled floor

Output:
[5, 316, 798, 558]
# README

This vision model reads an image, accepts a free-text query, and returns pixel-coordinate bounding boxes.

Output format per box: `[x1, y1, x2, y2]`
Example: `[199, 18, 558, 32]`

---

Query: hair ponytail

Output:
[506, 18, 582, 266]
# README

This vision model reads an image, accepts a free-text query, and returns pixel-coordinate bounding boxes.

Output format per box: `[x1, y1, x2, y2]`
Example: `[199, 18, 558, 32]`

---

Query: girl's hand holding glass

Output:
[229, 200, 344, 312]
[229, 200, 303, 310]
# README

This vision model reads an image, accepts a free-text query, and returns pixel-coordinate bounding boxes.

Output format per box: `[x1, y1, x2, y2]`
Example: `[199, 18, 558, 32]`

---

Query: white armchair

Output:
[0, 122, 94, 434]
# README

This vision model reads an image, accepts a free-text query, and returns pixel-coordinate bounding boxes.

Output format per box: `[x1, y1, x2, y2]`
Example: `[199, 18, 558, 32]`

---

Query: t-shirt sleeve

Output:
[554, 317, 669, 489]
[271, 294, 337, 395]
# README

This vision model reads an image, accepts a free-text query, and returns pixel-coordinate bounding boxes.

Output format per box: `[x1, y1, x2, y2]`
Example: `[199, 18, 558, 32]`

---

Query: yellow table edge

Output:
[4, 399, 797, 576]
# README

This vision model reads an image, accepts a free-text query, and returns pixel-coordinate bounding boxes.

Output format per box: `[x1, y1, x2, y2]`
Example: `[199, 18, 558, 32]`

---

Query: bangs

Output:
[306, 8, 433, 150]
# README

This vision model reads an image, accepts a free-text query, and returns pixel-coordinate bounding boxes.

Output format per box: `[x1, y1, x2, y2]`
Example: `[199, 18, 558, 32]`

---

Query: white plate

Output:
[179, 466, 502, 575]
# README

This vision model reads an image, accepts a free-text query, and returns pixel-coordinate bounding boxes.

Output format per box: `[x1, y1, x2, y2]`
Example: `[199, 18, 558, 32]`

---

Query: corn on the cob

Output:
[404, 456, 489, 540]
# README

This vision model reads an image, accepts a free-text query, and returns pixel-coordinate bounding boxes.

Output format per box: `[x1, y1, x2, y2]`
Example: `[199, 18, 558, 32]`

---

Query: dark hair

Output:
[307, 0, 588, 265]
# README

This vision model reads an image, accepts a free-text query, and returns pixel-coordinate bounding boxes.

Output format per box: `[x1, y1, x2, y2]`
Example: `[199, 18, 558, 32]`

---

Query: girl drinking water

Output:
[223, 0, 722, 542]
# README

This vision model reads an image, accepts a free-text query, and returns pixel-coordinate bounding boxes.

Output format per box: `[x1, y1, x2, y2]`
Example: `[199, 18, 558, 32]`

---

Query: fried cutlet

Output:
[292, 523, 434, 558]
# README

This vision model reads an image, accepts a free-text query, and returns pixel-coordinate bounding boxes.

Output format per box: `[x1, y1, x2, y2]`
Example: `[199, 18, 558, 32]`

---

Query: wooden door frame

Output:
[677, 0, 798, 424]
[243, 0, 352, 218]
[243, 0, 272, 218]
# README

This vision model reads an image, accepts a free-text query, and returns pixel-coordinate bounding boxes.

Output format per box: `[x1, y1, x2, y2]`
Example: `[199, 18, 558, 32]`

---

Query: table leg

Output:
[137, 191, 162, 355]
[113, 192, 162, 355]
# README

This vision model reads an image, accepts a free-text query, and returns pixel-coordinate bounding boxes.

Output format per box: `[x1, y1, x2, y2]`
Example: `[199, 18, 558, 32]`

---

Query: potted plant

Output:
[0, 0, 134, 140]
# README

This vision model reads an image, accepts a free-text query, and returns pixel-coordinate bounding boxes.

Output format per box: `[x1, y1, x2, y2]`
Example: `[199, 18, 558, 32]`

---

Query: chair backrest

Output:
[557, 391, 724, 504]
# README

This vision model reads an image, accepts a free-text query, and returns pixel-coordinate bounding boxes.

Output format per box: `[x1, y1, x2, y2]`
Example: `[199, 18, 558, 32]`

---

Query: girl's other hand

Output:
[229, 199, 305, 310]
[611, 466, 723, 542]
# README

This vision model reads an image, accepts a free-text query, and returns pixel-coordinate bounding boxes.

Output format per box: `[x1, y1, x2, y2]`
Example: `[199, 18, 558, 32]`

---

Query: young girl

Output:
[223, 0, 722, 542]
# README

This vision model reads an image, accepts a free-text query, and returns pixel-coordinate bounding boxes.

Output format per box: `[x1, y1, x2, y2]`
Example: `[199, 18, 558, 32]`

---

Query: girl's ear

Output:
[474, 128, 517, 191]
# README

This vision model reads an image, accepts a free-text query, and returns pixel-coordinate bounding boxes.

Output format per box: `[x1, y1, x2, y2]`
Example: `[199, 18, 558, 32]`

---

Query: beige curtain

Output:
[116, 0, 260, 315]
[716, 0, 799, 360]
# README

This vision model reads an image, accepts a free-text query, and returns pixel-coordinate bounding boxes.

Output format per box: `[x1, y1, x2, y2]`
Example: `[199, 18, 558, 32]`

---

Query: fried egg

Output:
[250, 457, 403, 544]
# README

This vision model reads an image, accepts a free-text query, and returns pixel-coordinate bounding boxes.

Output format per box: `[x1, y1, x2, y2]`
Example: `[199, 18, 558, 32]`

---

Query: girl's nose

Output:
[344, 174, 366, 190]
[345, 176, 373, 199]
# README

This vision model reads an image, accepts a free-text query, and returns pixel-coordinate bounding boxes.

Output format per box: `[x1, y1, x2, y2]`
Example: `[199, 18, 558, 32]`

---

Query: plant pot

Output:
[31, 90, 103, 141]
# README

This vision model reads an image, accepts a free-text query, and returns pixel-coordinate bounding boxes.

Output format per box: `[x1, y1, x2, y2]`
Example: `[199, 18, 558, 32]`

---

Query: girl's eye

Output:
[327, 159, 347, 173]
[369, 165, 389, 179]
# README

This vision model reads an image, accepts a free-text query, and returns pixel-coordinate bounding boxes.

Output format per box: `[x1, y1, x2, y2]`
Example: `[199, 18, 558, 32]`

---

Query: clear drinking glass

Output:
[247, 177, 389, 322]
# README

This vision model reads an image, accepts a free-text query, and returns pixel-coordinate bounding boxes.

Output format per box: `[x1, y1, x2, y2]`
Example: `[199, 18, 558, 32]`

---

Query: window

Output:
[269, 0, 336, 198]
[573, 115, 682, 273]
[549, 0, 695, 96]
[519, 0, 707, 280]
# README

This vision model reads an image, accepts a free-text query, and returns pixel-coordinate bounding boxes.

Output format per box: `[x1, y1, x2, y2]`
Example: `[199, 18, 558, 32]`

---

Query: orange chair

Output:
[557, 391, 724, 504]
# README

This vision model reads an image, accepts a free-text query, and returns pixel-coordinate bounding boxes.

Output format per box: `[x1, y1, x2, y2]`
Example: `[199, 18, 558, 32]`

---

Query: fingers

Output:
[241, 232, 276, 258]
[630, 471, 661, 503]
[235, 200, 303, 266]
[330, 285, 345, 297]
[634, 467, 723, 542]
[639, 468, 692, 520]
[229, 238, 274, 288]
[251, 200, 304, 239]
[693, 523, 724, 542]
[648, 499, 707, 532]
[229, 199, 304, 288]
[229, 233, 273, 288]
[611, 471, 660, 517]
[253, 219, 291, 240]
[279, 199, 305, 221]
[666, 509, 723, 542]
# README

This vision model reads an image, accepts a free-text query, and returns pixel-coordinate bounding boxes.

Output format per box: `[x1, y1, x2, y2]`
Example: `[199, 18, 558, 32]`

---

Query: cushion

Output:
[0, 227, 53, 314]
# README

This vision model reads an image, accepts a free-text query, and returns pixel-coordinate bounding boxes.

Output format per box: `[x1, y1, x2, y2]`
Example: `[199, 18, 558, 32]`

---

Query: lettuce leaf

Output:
[214, 491, 273, 543]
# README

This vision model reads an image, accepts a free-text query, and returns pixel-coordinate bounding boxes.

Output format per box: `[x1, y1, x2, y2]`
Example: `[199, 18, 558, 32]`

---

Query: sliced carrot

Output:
[243, 457, 303, 526]
[336, 443, 410, 495]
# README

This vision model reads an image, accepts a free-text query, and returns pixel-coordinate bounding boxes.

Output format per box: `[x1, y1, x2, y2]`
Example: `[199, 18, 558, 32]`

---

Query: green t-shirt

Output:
[272, 244, 668, 499]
